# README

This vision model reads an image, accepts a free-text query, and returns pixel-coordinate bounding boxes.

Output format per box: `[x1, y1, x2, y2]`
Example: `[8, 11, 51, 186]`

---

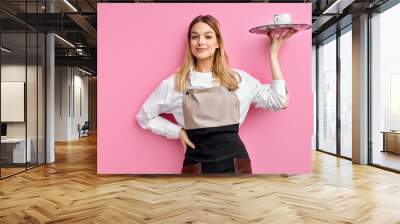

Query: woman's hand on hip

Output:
[179, 128, 195, 153]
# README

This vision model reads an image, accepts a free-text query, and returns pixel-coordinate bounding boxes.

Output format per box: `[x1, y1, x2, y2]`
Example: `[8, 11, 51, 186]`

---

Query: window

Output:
[371, 3, 400, 171]
[340, 28, 352, 158]
[317, 36, 337, 154]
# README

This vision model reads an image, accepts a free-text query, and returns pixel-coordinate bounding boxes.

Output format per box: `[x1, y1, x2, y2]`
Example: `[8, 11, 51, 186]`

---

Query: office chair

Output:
[79, 121, 90, 138]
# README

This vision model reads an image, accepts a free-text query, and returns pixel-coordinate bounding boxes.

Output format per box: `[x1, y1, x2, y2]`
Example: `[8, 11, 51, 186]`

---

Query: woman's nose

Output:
[198, 37, 205, 45]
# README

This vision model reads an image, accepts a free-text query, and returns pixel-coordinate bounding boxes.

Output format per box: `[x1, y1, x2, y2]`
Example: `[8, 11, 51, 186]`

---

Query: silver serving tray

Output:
[249, 24, 311, 35]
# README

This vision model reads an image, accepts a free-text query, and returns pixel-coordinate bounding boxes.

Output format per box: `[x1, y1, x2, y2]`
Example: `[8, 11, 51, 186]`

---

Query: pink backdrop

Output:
[97, 3, 313, 174]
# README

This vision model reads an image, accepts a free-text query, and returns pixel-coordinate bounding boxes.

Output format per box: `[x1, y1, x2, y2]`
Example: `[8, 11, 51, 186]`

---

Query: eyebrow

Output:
[190, 31, 214, 35]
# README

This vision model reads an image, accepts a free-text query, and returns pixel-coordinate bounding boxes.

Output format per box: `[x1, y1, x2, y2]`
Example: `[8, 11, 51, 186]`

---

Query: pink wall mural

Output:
[97, 3, 313, 174]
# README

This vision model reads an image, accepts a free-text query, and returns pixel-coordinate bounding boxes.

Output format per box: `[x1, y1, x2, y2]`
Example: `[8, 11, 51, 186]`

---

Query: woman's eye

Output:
[206, 36, 212, 39]
[191, 36, 198, 39]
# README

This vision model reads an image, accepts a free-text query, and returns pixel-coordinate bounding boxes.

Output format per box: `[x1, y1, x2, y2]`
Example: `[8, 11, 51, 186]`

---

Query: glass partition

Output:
[1, 31, 28, 177]
[0, 1, 46, 179]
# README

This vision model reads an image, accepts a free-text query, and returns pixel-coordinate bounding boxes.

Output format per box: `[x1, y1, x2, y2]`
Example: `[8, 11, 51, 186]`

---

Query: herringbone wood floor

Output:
[1, 133, 400, 224]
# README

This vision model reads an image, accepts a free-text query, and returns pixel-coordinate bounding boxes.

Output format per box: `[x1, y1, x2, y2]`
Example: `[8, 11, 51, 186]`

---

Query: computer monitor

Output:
[1, 123, 7, 137]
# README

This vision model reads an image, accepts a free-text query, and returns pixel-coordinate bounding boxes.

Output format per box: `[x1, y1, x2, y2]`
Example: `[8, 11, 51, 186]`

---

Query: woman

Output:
[136, 15, 296, 174]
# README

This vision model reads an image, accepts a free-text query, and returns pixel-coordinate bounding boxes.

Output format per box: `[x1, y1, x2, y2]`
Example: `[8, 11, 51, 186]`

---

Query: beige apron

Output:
[181, 85, 252, 174]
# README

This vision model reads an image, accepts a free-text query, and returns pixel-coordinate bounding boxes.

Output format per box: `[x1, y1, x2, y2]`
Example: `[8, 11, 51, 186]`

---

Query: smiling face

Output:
[175, 15, 239, 92]
[189, 22, 220, 62]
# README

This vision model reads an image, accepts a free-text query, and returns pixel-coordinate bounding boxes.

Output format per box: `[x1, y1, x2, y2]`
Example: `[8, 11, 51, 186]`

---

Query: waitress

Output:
[136, 15, 295, 174]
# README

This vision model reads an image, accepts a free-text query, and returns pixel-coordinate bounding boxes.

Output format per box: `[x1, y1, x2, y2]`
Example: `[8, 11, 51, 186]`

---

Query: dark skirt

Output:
[182, 124, 252, 174]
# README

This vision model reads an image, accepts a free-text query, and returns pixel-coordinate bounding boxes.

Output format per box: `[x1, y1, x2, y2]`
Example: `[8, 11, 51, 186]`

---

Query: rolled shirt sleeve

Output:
[136, 78, 182, 139]
[246, 72, 288, 111]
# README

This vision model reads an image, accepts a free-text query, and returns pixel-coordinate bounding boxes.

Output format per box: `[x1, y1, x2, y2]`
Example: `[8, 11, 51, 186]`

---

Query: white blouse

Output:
[136, 68, 288, 139]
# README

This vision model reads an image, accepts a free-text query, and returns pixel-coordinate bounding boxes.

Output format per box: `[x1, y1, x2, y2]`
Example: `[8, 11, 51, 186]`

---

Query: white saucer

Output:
[249, 24, 311, 35]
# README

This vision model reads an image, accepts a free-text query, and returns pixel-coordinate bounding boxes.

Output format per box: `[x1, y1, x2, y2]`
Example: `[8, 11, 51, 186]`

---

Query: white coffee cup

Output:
[273, 13, 292, 25]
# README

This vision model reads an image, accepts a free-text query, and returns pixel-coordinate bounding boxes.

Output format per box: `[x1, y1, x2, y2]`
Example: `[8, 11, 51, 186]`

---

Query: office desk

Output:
[1, 138, 32, 163]
[381, 131, 400, 154]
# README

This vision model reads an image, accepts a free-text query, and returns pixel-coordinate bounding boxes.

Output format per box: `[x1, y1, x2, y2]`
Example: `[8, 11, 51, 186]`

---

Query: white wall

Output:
[1, 65, 42, 137]
[46, 3, 56, 164]
[55, 66, 69, 141]
[72, 73, 89, 138]
[55, 67, 89, 141]
[1, 65, 26, 131]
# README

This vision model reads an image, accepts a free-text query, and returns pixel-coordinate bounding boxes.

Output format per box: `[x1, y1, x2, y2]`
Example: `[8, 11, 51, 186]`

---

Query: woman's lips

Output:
[196, 48, 208, 52]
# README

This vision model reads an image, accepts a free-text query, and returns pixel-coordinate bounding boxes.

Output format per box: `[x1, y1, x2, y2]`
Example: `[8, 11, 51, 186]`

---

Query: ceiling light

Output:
[54, 34, 75, 48]
[63, 0, 78, 12]
[1, 47, 11, 53]
[322, 0, 354, 15]
[78, 67, 93, 76]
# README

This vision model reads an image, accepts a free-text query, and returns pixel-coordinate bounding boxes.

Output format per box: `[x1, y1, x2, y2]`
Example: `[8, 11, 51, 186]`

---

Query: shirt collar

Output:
[189, 65, 216, 88]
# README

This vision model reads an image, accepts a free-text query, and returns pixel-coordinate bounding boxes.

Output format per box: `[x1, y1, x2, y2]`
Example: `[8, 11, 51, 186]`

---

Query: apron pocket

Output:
[233, 158, 252, 174]
[181, 162, 202, 174]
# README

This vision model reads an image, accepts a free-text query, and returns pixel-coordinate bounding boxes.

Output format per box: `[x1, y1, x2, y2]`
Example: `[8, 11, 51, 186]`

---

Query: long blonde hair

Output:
[175, 15, 240, 92]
